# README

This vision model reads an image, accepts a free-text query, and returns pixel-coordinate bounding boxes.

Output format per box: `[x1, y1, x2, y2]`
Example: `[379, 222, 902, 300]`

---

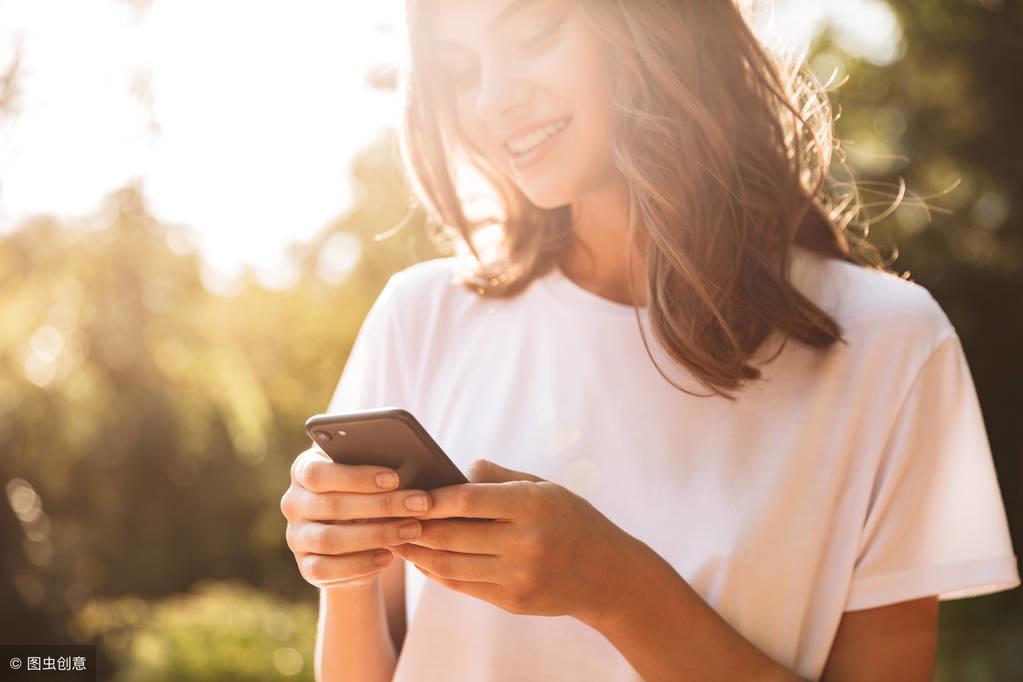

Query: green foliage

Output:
[71, 580, 318, 681]
[0, 131, 432, 667]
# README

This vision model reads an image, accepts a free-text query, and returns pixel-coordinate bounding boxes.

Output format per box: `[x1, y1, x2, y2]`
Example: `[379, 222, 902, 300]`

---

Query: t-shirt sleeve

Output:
[845, 332, 1021, 611]
[326, 273, 413, 413]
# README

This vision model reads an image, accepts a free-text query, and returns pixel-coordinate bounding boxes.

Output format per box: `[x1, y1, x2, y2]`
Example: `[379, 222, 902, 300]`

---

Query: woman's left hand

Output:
[389, 459, 640, 622]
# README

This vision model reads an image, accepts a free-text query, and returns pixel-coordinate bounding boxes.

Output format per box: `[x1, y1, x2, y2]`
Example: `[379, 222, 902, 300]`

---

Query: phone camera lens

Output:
[314, 431, 332, 443]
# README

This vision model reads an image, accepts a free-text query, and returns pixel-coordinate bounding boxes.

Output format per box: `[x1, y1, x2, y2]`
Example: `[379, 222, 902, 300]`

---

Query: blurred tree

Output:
[0, 128, 428, 676]
[0, 34, 81, 650]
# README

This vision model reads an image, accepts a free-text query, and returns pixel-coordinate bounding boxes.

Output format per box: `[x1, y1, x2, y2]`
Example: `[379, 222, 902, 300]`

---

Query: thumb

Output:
[466, 459, 545, 484]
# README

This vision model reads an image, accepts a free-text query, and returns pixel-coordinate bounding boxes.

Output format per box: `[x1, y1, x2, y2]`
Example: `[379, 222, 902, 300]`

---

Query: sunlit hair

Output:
[396, 0, 904, 400]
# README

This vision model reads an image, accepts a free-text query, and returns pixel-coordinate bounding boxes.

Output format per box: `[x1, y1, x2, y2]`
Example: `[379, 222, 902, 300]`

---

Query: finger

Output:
[287, 518, 424, 555]
[466, 458, 545, 484]
[298, 548, 393, 585]
[301, 487, 433, 521]
[290, 447, 329, 479]
[390, 543, 500, 582]
[410, 482, 529, 521]
[293, 454, 401, 494]
[409, 518, 510, 554]
[414, 565, 506, 604]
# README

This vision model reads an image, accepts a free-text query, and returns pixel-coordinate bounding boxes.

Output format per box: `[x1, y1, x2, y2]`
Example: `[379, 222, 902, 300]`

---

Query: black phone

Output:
[305, 407, 469, 492]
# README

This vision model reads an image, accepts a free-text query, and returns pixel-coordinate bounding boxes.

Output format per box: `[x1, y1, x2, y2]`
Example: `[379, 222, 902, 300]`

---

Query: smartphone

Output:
[305, 407, 469, 492]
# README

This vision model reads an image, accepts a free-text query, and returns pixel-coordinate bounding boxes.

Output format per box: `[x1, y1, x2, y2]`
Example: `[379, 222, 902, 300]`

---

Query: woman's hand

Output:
[389, 459, 637, 623]
[280, 446, 434, 589]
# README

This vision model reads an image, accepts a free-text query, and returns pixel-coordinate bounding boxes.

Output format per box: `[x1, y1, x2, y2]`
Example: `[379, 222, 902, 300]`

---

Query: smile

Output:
[504, 117, 572, 161]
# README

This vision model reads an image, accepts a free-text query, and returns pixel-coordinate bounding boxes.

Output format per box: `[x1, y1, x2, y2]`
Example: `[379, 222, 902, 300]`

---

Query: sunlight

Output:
[0, 0, 404, 289]
[0, 0, 901, 290]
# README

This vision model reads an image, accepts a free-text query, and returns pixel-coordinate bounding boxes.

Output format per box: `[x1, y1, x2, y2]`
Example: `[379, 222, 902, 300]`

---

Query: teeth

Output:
[505, 118, 570, 156]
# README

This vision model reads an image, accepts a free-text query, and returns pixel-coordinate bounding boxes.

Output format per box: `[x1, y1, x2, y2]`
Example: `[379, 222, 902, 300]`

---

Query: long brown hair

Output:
[396, 0, 903, 400]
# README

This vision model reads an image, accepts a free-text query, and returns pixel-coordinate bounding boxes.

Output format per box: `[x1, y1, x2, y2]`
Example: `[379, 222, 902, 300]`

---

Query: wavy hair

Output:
[395, 0, 903, 400]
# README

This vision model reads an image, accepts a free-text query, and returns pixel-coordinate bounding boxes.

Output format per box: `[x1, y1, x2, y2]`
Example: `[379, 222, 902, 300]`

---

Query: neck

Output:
[563, 176, 647, 307]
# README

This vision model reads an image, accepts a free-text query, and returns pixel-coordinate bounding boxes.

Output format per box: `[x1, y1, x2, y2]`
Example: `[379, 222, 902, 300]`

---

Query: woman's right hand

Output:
[280, 446, 432, 589]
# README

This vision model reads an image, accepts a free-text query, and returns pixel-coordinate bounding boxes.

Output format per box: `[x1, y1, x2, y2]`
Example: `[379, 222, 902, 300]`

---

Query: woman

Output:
[280, 1, 1020, 680]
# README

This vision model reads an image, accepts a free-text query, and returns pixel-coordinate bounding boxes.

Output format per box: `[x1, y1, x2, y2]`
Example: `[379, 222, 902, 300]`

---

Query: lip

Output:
[506, 117, 571, 172]
[496, 116, 573, 148]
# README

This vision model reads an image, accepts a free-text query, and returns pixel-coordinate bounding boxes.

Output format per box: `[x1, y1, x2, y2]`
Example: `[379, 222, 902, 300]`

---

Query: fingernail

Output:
[404, 494, 428, 511]
[376, 472, 398, 489]
[373, 551, 392, 566]
[398, 521, 421, 539]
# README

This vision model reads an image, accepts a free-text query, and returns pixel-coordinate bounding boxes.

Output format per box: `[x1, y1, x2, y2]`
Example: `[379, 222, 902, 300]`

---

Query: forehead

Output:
[423, 0, 565, 44]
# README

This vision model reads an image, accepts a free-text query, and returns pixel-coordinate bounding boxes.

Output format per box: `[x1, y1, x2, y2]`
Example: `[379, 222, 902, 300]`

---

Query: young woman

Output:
[280, 1, 1020, 680]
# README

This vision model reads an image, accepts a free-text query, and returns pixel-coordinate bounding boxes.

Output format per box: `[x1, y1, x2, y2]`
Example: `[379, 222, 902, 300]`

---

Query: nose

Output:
[474, 58, 531, 123]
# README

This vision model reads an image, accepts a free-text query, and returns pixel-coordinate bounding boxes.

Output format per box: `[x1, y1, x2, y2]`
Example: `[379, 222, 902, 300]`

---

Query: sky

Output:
[0, 0, 902, 293]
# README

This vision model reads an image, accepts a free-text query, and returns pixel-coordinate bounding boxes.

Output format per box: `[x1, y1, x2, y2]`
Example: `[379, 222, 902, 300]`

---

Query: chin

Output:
[526, 193, 571, 210]
[517, 180, 577, 210]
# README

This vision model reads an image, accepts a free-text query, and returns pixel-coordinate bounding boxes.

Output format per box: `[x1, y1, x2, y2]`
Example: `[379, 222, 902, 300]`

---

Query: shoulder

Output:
[385, 256, 482, 327]
[789, 245, 956, 353]
[392, 256, 464, 290]
[389, 256, 468, 308]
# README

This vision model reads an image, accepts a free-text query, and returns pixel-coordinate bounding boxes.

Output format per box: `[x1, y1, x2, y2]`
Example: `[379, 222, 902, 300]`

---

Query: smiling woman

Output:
[287, 1, 1021, 681]
[401, 0, 893, 400]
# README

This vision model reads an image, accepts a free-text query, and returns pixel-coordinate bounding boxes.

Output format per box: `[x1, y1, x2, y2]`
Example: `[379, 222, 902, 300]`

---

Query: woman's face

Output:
[425, 0, 619, 209]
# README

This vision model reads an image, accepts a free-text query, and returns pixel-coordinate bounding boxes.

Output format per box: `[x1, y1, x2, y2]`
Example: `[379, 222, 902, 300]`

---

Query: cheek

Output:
[571, 51, 618, 178]
[578, 85, 615, 164]
[544, 23, 617, 176]
[573, 35, 615, 145]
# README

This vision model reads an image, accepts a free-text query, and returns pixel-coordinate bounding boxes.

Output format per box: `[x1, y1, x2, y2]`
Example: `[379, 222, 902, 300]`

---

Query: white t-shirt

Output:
[327, 245, 1020, 681]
